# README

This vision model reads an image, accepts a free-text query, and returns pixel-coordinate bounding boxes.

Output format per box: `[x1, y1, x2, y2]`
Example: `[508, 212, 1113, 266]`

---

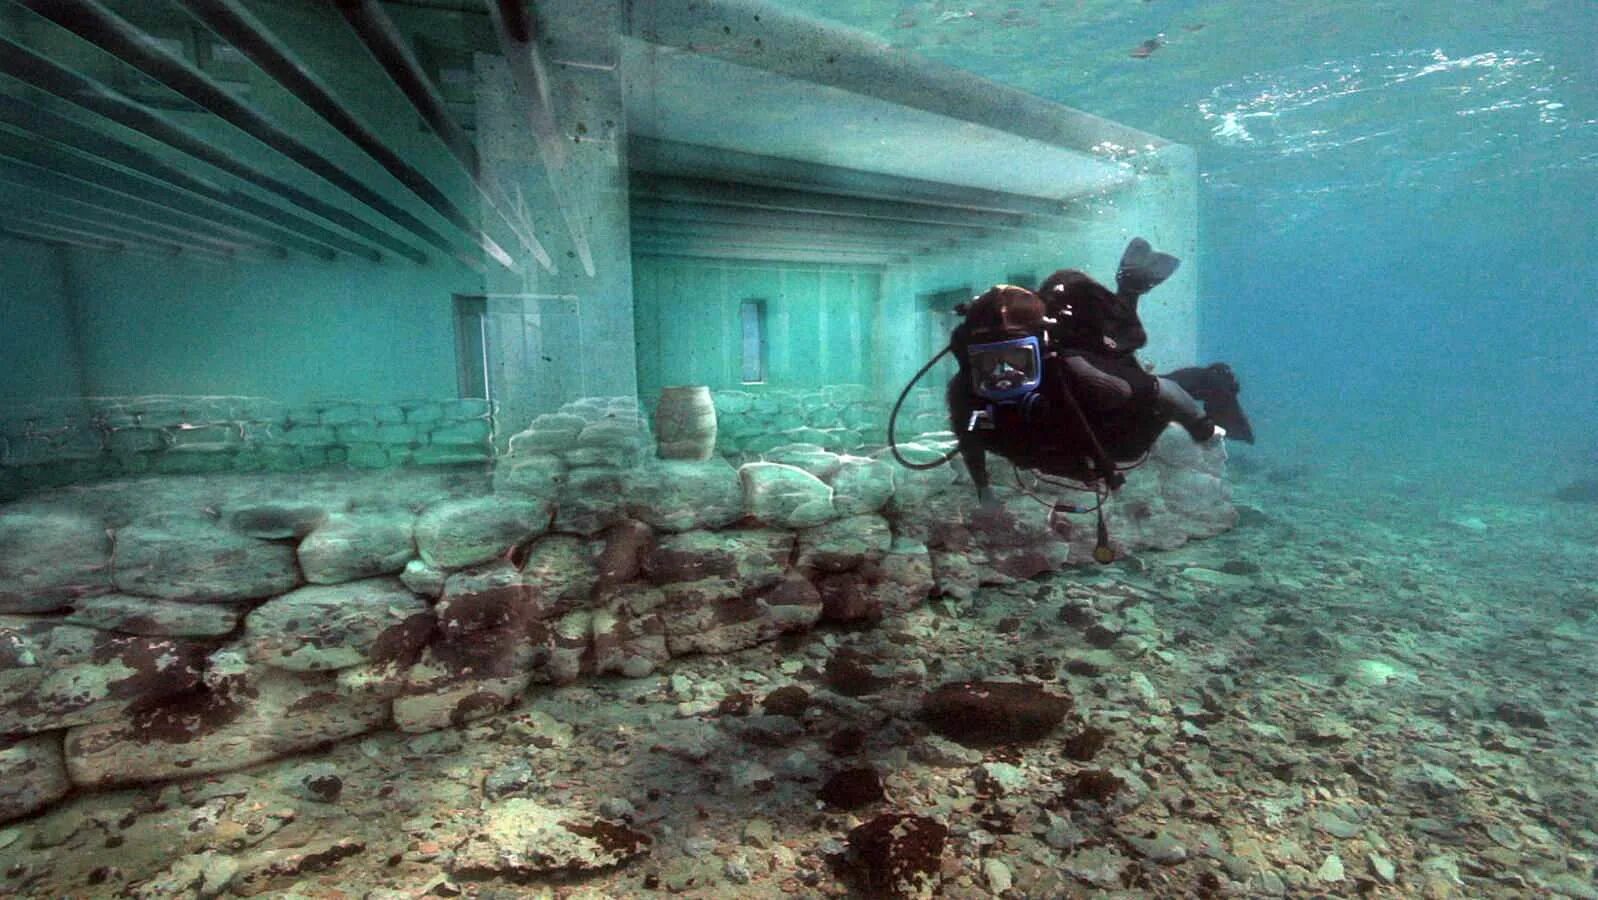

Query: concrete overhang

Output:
[622, 40, 1140, 206]
[621, 0, 1173, 209]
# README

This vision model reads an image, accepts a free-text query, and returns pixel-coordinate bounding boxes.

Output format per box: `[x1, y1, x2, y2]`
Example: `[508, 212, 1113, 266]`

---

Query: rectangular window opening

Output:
[740, 299, 767, 384]
[452, 294, 490, 401]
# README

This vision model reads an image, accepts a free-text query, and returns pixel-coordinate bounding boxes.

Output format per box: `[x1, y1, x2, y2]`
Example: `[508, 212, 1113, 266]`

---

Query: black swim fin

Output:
[1205, 394, 1255, 444]
[1164, 363, 1255, 444]
[1115, 237, 1181, 300]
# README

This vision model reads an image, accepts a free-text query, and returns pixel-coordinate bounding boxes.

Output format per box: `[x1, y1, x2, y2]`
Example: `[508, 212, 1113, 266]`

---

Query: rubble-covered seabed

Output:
[2, 461, 1596, 899]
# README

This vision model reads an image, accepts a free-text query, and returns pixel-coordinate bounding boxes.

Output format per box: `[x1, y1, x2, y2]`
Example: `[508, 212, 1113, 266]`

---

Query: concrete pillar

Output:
[475, 0, 637, 439]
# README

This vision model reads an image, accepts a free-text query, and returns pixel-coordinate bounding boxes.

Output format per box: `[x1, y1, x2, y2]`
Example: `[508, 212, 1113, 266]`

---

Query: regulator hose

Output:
[887, 346, 960, 471]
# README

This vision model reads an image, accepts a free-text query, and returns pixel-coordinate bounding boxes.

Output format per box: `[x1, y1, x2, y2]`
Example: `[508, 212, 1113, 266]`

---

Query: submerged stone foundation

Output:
[0, 420, 1232, 824]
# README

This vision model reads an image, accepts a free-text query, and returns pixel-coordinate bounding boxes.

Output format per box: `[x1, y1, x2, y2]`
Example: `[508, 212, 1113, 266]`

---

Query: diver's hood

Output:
[967, 334, 1043, 402]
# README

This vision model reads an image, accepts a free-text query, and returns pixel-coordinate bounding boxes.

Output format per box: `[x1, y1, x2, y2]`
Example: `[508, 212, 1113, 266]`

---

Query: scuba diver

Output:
[888, 237, 1253, 561]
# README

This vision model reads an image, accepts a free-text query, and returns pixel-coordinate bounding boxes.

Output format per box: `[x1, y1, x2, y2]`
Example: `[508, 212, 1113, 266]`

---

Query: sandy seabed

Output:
[2, 460, 1595, 899]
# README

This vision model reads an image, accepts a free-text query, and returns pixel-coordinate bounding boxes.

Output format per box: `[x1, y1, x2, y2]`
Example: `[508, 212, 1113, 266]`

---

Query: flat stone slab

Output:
[553, 466, 627, 536]
[0, 734, 70, 824]
[643, 529, 793, 592]
[622, 459, 743, 532]
[63, 668, 391, 788]
[0, 618, 208, 735]
[0, 508, 112, 613]
[243, 578, 431, 671]
[227, 503, 327, 540]
[830, 456, 896, 517]
[298, 512, 415, 584]
[740, 462, 836, 528]
[112, 513, 301, 602]
[516, 533, 594, 608]
[796, 514, 892, 574]
[65, 593, 242, 637]
[415, 497, 551, 569]
[448, 798, 651, 879]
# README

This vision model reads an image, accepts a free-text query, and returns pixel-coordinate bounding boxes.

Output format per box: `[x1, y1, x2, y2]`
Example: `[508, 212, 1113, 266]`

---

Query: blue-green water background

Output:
[790, 0, 1598, 491]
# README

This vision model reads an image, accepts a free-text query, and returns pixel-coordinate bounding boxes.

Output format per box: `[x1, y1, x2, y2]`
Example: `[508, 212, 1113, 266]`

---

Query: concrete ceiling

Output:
[0, 0, 1172, 268]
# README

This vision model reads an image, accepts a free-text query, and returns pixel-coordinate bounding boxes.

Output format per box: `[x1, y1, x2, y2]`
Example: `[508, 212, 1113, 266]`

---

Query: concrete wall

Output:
[0, 235, 82, 402]
[62, 250, 477, 403]
[633, 255, 880, 398]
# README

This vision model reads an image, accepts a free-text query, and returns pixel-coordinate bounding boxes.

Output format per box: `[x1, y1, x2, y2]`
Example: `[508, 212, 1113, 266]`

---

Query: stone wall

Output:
[0, 417, 1234, 824]
[0, 396, 494, 501]
[630, 385, 948, 460]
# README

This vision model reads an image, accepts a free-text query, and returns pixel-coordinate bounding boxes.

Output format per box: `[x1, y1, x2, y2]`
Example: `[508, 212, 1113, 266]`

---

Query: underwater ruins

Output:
[3, 0, 1596, 897]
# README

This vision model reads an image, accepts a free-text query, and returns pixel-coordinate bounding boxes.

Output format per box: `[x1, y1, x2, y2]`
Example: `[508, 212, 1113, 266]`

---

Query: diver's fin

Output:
[1164, 363, 1254, 444]
[1115, 237, 1181, 299]
[1205, 395, 1255, 444]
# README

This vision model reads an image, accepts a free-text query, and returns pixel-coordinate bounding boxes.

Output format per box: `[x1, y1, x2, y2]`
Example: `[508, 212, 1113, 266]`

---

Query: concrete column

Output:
[475, 0, 637, 439]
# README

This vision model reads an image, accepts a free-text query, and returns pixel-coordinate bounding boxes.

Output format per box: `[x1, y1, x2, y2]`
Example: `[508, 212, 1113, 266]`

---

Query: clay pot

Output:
[654, 386, 717, 460]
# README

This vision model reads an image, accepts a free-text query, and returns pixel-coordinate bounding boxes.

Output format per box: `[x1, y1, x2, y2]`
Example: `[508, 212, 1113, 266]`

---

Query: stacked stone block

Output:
[638, 384, 946, 463]
[0, 396, 494, 501]
[0, 392, 1235, 824]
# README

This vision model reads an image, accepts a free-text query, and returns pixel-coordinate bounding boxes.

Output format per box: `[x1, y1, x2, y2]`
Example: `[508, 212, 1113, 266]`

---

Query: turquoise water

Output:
[789, 0, 1598, 487]
[1, 1, 1596, 897]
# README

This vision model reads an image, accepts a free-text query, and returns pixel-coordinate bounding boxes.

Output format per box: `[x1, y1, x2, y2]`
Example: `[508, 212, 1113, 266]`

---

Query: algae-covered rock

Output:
[0, 734, 70, 824]
[763, 443, 842, 480]
[227, 504, 327, 540]
[830, 456, 896, 517]
[113, 514, 300, 602]
[400, 558, 447, 597]
[65, 594, 242, 637]
[796, 514, 892, 574]
[643, 529, 792, 592]
[555, 466, 629, 535]
[660, 574, 820, 657]
[62, 666, 391, 788]
[491, 452, 565, 496]
[623, 458, 743, 532]
[921, 681, 1072, 747]
[0, 508, 113, 613]
[297, 512, 415, 584]
[845, 813, 947, 899]
[414, 496, 550, 569]
[876, 443, 959, 518]
[392, 637, 536, 733]
[448, 798, 651, 879]
[243, 578, 430, 672]
[590, 605, 668, 677]
[519, 535, 599, 615]
[740, 462, 836, 528]
[507, 413, 587, 455]
[0, 619, 207, 734]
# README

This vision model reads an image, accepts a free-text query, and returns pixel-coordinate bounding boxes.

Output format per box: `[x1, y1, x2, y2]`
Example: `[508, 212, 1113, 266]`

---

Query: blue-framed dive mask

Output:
[967, 335, 1043, 402]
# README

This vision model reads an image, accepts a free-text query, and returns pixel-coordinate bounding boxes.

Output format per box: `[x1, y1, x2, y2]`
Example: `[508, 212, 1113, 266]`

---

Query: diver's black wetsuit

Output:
[1058, 352, 1215, 444]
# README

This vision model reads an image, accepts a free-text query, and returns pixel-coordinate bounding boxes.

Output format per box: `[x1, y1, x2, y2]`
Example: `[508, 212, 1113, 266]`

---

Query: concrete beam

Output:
[630, 217, 953, 256]
[0, 174, 279, 258]
[9, 210, 240, 261]
[485, 0, 593, 275]
[332, 0, 555, 271]
[173, 0, 519, 271]
[626, 0, 1168, 156]
[631, 199, 993, 242]
[631, 238, 904, 266]
[632, 136, 1078, 219]
[0, 126, 343, 259]
[12, 0, 474, 265]
[629, 173, 1037, 231]
[0, 32, 419, 262]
